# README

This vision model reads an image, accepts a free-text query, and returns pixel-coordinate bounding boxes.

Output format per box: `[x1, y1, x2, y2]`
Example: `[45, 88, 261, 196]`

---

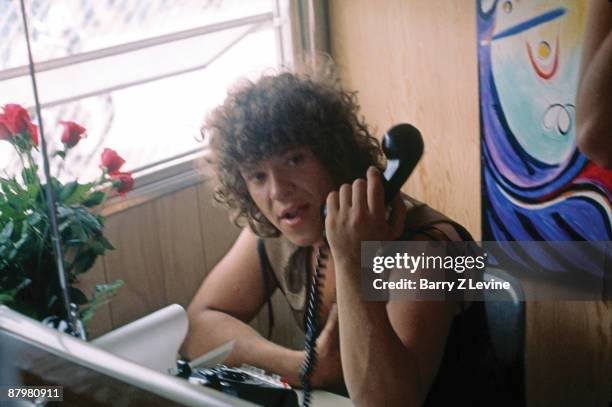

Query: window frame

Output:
[2, 1, 296, 215]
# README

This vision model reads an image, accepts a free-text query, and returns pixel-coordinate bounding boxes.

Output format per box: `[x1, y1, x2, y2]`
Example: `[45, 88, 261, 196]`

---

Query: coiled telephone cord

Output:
[299, 242, 328, 407]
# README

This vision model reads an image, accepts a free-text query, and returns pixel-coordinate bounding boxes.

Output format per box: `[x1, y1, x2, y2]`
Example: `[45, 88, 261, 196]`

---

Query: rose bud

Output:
[0, 115, 11, 141]
[2, 104, 38, 146]
[111, 172, 134, 196]
[100, 148, 126, 174]
[59, 121, 86, 148]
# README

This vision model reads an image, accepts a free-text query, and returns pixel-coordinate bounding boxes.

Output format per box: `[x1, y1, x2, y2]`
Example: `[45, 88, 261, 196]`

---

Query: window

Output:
[0, 0, 291, 195]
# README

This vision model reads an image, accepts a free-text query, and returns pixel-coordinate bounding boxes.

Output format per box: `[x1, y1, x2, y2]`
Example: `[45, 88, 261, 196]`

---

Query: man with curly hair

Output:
[182, 71, 505, 406]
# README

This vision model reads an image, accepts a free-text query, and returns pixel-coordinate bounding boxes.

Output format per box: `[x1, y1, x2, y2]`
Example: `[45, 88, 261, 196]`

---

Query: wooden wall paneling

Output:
[75, 259, 113, 339]
[329, 0, 481, 239]
[102, 202, 167, 328]
[153, 186, 208, 308]
[195, 181, 241, 274]
[527, 300, 612, 407]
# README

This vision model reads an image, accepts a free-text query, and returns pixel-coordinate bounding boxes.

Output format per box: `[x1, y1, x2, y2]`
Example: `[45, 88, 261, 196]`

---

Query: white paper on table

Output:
[93, 303, 188, 373]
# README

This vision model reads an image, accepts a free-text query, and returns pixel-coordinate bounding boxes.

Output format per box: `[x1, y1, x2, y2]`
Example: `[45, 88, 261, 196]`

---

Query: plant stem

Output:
[95, 187, 112, 216]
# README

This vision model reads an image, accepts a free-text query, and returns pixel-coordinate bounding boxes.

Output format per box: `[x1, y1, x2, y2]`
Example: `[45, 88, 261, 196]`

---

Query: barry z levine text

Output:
[372, 278, 510, 291]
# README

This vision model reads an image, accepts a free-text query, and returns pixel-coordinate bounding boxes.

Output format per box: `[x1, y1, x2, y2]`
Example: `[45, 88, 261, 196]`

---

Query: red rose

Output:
[111, 172, 134, 196]
[28, 124, 38, 147]
[2, 104, 38, 146]
[59, 121, 86, 148]
[0, 115, 11, 141]
[100, 148, 125, 174]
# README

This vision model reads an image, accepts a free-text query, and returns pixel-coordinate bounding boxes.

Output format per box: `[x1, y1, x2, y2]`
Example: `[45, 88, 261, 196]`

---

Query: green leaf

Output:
[6, 246, 18, 262]
[46, 294, 58, 311]
[68, 223, 88, 244]
[1, 182, 16, 202]
[63, 183, 94, 205]
[21, 167, 39, 185]
[13, 220, 34, 251]
[97, 279, 124, 293]
[68, 287, 88, 305]
[79, 280, 123, 324]
[57, 206, 75, 218]
[0, 278, 31, 304]
[88, 240, 107, 256]
[72, 250, 97, 274]
[27, 183, 41, 201]
[81, 191, 106, 207]
[0, 221, 14, 243]
[26, 212, 42, 227]
[75, 209, 102, 231]
[42, 178, 62, 199]
[58, 219, 71, 232]
[0, 293, 14, 303]
[59, 181, 78, 203]
[97, 235, 115, 250]
[55, 150, 66, 159]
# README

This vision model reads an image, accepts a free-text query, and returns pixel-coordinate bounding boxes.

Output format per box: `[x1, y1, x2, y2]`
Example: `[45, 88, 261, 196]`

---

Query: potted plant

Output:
[0, 103, 130, 331]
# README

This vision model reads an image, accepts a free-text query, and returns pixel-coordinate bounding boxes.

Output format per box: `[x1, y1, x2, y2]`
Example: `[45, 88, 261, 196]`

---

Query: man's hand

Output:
[310, 304, 343, 388]
[325, 166, 407, 267]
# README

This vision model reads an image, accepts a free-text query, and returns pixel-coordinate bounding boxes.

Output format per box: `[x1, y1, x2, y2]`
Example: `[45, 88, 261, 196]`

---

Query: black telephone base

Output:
[176, 361, 299, 407]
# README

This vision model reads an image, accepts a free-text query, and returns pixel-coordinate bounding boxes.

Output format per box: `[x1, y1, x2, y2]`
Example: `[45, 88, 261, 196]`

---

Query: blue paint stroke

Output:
[492, 7, 566, 41]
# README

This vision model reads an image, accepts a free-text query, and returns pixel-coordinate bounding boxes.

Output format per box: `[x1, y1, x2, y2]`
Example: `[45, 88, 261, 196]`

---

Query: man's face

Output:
[241, 147, 336, 246]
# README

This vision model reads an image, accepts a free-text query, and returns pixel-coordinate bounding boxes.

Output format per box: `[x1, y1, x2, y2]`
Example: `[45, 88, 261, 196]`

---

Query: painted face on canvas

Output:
[486, 0, 585, 171]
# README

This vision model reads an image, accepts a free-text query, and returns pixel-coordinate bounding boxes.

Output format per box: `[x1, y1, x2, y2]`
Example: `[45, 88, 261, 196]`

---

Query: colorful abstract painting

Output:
[478, 0, 612, 277]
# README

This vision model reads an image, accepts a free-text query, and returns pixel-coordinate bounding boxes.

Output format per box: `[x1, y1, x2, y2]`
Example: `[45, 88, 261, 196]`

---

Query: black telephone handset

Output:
[379, 123, 424, 203]
[300, 124, 424, 406]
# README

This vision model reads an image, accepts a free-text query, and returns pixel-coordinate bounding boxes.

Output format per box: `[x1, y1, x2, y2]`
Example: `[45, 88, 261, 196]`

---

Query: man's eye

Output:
[249, 172, 266, 184]
[287, 153, 304, 166]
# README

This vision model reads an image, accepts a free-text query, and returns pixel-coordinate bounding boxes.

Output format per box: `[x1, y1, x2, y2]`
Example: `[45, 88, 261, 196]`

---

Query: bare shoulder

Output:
[401, 194, 467, 242]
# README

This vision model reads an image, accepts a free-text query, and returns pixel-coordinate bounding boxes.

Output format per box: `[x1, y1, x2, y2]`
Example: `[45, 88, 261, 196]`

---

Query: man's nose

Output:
[269, 171, 294, 200]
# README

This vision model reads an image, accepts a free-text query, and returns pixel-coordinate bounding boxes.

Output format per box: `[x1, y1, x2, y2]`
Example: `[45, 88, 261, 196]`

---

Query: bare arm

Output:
[325, 168, 458, 406]
[334, 233, 456, 407]
[181, 228, 304, 386]
[576, 0, 612, 168]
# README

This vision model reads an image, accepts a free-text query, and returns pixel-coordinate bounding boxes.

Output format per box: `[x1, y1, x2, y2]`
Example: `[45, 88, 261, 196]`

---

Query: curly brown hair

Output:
[204, 71, 384, 237]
